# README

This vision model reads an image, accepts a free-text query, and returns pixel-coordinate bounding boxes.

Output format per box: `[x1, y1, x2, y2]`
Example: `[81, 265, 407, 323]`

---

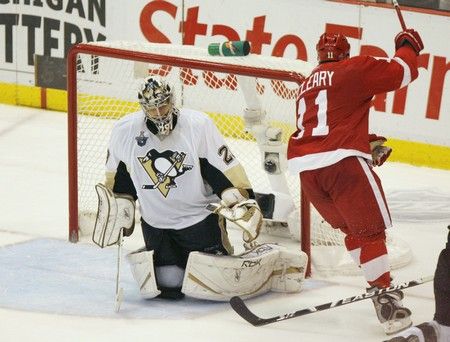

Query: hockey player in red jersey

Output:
[287, 30, 424, 335]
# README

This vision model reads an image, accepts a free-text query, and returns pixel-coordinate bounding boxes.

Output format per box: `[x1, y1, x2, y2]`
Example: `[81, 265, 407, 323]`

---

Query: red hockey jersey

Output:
[287, 46, 419, 173]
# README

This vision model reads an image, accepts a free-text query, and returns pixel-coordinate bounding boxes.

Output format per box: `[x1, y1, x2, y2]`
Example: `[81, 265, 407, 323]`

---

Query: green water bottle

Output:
[208, 41, 251, 57]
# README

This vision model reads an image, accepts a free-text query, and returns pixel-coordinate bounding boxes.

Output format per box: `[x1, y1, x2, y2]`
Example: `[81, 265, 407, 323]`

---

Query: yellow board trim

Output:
[388, 139, 450, 170]
[0, 82, 18, 105]
[0, 82, 449, 170]
[47, 88, 68, 111]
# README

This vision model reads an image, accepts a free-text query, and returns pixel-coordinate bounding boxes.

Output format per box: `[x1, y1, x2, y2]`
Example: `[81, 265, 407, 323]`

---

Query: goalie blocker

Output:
[127, 243, 308, 301]
[92, 183, 136, 247]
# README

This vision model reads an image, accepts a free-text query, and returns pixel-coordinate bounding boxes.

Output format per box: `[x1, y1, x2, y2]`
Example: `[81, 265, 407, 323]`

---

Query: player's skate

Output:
[383, 322, 440, 342]
[369, 288, 412, 335]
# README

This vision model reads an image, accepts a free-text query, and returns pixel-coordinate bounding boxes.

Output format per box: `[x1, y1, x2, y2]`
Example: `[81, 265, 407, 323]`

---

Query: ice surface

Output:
[0, 104, 449, 342]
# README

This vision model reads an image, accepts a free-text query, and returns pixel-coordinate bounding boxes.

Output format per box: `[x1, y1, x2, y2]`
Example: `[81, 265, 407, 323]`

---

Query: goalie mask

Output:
[138, 77, 178, 136]
[316, 32, 350, 64]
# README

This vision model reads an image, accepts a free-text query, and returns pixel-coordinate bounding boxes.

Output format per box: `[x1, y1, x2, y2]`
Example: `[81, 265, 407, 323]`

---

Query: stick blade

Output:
[115, 287, 124, 312]
[229, 296, 267, 327]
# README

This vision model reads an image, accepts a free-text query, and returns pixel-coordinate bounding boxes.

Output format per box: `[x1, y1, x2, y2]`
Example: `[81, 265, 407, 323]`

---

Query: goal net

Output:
[67, 41, 411, 276]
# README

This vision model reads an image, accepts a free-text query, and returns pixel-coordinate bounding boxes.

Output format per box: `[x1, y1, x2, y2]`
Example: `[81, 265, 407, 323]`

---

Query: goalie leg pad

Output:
[181, 244, 307, 301]
[126, 249, 161, 299]
[269, 244, 308, 293]
[182, 244, 280, 301]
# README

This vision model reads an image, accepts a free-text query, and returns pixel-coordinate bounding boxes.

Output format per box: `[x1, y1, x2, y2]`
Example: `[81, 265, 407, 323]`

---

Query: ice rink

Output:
[0, 103, 449, 342]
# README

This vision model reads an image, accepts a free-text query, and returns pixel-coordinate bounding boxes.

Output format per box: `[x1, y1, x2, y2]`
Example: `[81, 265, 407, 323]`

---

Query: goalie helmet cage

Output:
[67, 42, 411, 277]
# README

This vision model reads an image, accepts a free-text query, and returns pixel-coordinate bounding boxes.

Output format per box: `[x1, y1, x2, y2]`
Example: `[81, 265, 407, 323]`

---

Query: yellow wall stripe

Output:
[0, 82, 17, 105]
[46, 88, 68, 111]
[388, 139, 450, 170]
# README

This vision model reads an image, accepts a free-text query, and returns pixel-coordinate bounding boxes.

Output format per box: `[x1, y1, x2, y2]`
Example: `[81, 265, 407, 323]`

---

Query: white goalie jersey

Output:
[105, 108, 250, 229]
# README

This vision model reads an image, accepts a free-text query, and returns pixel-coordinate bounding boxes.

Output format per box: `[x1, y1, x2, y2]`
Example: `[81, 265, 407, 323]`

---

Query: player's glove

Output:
[395, 29, 424, 55]
[220, 187, 250, 207]
[208, 199, 262, 244]
[207, 187, 262, 249]
[369, 134, 392, 167]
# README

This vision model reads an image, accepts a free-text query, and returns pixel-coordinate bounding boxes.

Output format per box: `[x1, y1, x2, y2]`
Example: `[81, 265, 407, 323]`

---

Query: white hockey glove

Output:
[220, 187, 250, 208]
[208, 199, 262, 245]
[92, 183, 136, 248]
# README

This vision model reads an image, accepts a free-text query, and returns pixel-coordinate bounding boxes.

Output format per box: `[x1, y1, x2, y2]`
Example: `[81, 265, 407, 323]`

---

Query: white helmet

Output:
[138, 77, 178, 136]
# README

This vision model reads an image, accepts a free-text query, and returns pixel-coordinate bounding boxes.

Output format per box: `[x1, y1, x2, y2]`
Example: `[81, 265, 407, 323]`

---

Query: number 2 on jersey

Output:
[294, 89, 329, 139]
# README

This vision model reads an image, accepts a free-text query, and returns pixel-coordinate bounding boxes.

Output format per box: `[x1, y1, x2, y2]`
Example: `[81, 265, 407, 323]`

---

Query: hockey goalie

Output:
[91, 76, 308, 301]
[93, 184, 307, 302]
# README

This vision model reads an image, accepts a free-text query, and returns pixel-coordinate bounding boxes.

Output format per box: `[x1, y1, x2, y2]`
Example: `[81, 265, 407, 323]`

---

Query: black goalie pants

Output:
[141, 213, 228, 269]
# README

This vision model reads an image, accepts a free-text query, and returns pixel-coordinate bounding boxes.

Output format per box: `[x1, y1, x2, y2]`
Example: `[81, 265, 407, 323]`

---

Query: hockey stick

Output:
[392, 0, 407, 30]
[230, 275, 433, 326]
[114, 228, 124, 312]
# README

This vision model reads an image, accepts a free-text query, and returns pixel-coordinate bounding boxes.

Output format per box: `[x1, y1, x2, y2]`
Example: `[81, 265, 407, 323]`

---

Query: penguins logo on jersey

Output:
[138, 149, 193, 197]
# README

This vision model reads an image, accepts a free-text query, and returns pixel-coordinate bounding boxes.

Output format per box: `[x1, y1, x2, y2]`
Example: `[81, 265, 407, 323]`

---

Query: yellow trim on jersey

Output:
[0, 82, 449, 171]
[104, 171, 116, 190]
[224, 164, 252, 189]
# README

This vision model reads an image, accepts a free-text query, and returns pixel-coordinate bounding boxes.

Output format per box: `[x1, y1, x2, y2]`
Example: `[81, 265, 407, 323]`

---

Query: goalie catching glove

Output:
[92, 183, 136, 247]
[208, 187, 262, 245]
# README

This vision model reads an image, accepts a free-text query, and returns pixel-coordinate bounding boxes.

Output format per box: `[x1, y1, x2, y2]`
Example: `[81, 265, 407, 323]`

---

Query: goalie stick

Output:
[114, 228, 124, 312]
[230, 275, 434, 326]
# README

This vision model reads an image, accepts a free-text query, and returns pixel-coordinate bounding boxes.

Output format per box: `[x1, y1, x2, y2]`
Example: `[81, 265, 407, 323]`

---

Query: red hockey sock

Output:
[345, 232, 391, 288]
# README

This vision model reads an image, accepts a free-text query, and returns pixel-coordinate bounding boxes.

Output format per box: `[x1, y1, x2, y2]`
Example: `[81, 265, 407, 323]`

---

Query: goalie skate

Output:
[370, 289, 412, 335]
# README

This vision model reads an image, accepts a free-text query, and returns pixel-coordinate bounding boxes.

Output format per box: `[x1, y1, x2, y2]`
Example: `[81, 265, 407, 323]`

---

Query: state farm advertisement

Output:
[0, 0, 448, 146]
